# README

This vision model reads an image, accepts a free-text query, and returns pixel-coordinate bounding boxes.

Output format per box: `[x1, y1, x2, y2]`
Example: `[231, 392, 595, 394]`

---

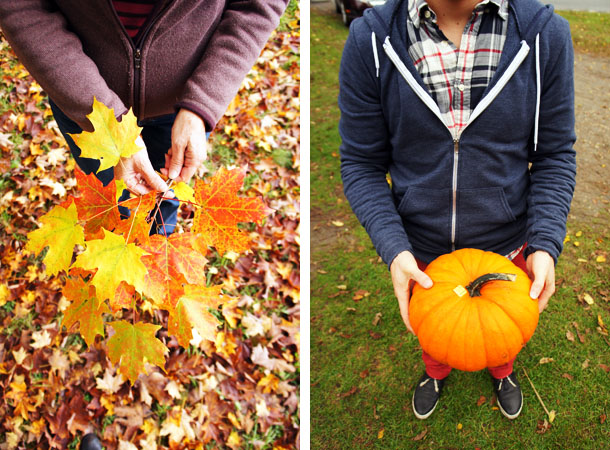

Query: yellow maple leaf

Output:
[72, 229, 149, 302]
[25, 201, 85, 276]
[69, 97, 142, 172]
[172, 181, 195, 203]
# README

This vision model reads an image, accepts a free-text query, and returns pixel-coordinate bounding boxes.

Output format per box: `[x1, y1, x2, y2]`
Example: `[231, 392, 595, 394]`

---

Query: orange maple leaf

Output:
[73, 167, 120, 240]
[192, 167, 269, 255]
[113, 192, 157, 245]
[61, 277, 110, 347]
[140, 234, 207, 309]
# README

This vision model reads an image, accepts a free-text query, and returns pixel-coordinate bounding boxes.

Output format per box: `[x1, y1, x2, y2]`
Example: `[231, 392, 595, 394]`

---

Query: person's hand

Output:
[526, 250, 555, 313]
[114, 137, 173, 197]
[161, 108, 207, 183]
[390, 250, 433, 333]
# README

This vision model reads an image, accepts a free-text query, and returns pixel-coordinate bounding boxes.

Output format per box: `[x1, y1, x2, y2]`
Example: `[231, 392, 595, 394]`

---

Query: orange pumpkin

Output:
[409, 248, 538, 371]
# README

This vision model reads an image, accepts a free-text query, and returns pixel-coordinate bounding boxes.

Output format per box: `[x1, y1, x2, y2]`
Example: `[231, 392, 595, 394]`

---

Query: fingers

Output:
[390, 251, 433, 334]
[178, 143, 207, 183]
[412, 268, 433, 289]
[394, 279, 415, 334]
[167, 142, 185, 180]
[527, 250, 555, 313]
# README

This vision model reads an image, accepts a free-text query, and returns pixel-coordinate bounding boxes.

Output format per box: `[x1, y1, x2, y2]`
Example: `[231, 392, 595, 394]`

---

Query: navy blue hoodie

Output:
[339, 0, 576, 265]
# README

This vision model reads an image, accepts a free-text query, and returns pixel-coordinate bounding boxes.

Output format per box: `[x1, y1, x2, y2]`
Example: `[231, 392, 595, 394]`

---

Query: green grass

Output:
[310, 8, 610, 450]
[557, 10, 610, 57]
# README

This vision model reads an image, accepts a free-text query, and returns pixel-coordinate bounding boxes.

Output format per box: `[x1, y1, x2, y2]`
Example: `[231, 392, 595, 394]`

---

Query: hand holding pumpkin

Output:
[526, 250, 555, 312]
[390, 250, 433, 333]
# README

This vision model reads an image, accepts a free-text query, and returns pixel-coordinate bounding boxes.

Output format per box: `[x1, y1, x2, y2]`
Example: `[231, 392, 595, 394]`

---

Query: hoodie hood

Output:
[364, 0, 555, 147]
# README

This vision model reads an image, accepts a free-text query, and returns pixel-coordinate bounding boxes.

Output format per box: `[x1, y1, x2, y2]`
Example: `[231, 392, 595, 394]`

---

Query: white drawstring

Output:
[534, 33, 541, 152]
[372, 32, 380, 78]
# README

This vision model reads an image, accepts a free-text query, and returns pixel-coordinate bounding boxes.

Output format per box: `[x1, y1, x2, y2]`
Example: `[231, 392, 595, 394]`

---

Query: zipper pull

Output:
[453, 138, 459, 153]
[134, 49, 141, 69]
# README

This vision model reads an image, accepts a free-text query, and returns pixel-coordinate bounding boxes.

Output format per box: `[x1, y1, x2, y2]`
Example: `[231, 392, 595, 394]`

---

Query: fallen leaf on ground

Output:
[412, 427, 428, 441]
[476, 395, 487, 406]
[566, 330, 575, 342]
[539, 357, 554, 364]
[331, 220, 344, 227]
[536, 419, 552, 434]
[352, 289, 369, 301]
[372, 312, 382, 326]
[338, 386, 358, 398]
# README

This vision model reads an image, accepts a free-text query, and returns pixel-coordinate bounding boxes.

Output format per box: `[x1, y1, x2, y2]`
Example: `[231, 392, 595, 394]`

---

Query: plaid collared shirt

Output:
[407, 0, 509, 137]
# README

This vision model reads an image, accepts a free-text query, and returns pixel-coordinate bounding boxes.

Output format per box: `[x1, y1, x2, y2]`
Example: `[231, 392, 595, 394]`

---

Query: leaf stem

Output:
[125, 195, 142, 245]
[148, 179, 174, 235]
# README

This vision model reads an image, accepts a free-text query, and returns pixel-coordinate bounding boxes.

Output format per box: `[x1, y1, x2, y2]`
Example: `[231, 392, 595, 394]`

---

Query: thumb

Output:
[168, 144, 185, 180]
[530, 278, 544, 300]
[139, 160, 170, 193]
[412, 269, 433, 289]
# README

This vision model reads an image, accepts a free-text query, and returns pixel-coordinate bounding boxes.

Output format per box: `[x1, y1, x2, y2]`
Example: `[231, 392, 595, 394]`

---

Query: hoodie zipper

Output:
[382, 37, 531, 250]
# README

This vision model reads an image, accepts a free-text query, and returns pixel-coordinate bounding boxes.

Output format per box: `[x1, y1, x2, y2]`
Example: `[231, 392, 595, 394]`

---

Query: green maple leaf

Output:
[72, 228, 149, 302]
[69, 97, 142, 172]
[26, 201, 85, 276]
[60, 277, 110, 347]
[107, 320, 169, 384]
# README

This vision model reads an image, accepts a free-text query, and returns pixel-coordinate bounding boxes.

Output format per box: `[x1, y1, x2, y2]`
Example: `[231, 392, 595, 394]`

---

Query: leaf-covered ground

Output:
[311, 6, 610, 450]
[0, 3, 299, 449]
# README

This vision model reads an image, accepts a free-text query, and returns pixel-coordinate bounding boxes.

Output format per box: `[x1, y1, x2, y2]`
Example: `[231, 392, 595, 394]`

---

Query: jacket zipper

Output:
[382, 37, 531, 250]
[107, 0, 173, 117]
[451, 138, 459, 251]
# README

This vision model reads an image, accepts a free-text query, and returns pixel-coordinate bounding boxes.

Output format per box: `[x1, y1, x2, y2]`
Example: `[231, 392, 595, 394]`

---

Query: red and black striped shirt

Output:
[112, 0, 158, 40]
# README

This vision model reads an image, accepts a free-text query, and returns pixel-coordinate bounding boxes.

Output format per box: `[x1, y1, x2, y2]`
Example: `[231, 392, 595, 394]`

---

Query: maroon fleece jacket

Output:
[0, 0, 288, 131]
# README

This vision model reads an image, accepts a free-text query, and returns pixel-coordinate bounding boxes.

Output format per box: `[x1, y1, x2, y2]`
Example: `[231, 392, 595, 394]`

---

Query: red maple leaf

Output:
[73, 167, 120, 240]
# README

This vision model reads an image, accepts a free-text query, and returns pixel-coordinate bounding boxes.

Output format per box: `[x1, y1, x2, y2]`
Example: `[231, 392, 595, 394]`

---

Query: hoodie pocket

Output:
[396, 187, 452, 251]
[456, 187, 517, 245]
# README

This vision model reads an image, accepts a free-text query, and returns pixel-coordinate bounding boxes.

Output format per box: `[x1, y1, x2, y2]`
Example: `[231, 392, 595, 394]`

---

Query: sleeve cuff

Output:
[175, 101, 215, 132]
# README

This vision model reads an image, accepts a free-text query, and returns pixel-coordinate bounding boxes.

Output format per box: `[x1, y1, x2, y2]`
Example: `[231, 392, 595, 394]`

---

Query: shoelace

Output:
[419, 377, 439, 393]
[497, 376, 517, 391]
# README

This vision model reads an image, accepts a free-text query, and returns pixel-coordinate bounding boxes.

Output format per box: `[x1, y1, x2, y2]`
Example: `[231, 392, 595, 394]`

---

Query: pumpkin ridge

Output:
[482, 300, 517, 367]
[475, 299, 489, 369]
[482, 288, 529, 343]
[443, 294, 471, 366]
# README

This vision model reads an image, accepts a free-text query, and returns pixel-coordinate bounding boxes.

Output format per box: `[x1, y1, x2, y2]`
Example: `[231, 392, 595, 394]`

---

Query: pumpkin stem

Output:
[465, 273, 517, 297]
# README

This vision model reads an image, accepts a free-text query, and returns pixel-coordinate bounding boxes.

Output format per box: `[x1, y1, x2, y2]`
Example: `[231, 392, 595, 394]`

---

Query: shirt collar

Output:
[408, 0, 509, 29]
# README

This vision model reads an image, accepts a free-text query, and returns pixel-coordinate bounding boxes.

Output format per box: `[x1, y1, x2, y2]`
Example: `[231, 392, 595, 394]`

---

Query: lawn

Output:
[310, 8, 610, 449]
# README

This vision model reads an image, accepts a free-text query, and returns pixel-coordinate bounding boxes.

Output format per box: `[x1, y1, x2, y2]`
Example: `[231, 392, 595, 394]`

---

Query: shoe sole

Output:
[497, 390, 523, 420]
[411, 391, 438, 420]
